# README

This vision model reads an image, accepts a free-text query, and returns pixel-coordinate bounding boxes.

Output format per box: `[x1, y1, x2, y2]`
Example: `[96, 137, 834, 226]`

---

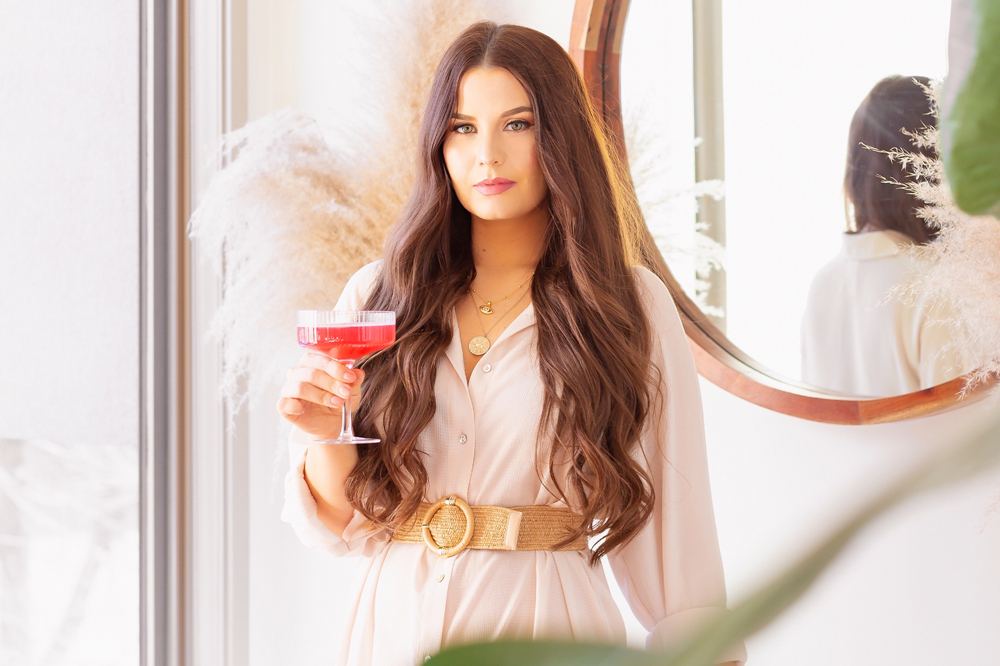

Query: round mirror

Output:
[570, 0, 994, 423]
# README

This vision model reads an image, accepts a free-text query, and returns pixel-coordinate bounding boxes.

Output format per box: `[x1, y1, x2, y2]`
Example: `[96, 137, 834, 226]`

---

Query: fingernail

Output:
[328, 394, 341, 406]
[337, 386, 351, 398]
[343, 372, 356, 382]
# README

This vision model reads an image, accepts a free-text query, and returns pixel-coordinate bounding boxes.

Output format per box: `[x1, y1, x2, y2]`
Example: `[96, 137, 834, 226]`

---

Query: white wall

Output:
[705, 382, 1000, 664]
[237, 2, 1000, 665]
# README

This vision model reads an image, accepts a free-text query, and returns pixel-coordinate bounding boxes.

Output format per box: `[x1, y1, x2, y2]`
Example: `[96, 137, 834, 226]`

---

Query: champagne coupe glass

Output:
[296, 310, 396, 444]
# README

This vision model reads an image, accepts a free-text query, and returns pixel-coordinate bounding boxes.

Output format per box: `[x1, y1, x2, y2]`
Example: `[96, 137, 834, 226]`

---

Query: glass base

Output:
[310, 436, 381, 445]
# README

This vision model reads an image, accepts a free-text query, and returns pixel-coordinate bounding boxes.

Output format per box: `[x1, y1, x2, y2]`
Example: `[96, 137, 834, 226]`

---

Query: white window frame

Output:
[692, 0, 727, 330]
[139, 0, 188, 664]
[141, 0, 253, 664]
[185, 1, 252, 665]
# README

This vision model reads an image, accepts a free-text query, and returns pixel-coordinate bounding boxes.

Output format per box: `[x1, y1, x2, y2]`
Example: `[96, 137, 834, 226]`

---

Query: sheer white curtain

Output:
[0, 3, 141, 664]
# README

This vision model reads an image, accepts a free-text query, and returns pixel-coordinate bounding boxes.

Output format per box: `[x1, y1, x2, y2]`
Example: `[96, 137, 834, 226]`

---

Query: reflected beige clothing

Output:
[801, 230, 965, 396]
[282, 261, 746, 665]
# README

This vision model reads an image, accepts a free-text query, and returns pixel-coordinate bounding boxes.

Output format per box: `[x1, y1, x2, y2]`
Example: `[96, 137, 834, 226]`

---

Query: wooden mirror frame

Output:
[569, 0, 994, 424]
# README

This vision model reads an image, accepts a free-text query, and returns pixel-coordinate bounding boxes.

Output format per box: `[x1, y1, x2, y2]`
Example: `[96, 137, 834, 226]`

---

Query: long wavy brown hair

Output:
[348, 21, 658, 564]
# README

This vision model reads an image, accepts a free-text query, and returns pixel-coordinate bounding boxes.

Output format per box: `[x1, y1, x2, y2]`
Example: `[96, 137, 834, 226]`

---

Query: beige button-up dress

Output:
[282, 261, 746, 665]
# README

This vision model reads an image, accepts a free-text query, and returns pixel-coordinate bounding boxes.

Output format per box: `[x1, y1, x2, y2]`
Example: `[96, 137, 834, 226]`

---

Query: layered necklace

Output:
[470, 270, 534, 315]
[467, 272, 534, 356]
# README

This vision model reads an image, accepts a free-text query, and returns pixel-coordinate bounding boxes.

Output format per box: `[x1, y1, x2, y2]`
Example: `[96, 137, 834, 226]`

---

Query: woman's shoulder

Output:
[349, 259, 383, 286]
[629, 264, 681, 326]
[336, 259, 384, 310]
[629, 263, 662, 290]
[628, 265, 697, 384]
[632, 266, 684, 337]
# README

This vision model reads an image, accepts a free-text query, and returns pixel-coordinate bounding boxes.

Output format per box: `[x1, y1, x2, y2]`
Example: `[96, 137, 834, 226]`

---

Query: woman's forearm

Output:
[303, 441, 359, 536]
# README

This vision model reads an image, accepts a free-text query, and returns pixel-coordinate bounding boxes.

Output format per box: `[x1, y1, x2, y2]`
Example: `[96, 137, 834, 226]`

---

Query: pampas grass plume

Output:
[887, 80, 1000, 389]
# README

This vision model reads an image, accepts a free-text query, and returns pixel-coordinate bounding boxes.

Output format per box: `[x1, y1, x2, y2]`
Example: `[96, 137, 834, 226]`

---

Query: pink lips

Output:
[473, 177, 516, 196]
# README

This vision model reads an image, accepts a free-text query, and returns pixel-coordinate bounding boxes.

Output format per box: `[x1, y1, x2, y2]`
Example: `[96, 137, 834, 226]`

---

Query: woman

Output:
[277, 21, 744, 666]
[801, 75, 966, 396]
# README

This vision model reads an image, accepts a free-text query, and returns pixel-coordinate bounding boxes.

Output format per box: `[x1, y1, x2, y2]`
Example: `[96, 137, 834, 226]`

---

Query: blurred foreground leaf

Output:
[426, 641, 664, 665]
[945, 0, 1000, 215]
[429, 409, 1000, 666]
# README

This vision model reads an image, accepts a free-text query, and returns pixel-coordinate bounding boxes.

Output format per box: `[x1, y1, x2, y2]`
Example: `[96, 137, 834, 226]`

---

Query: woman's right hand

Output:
[276, 353, 366, 440]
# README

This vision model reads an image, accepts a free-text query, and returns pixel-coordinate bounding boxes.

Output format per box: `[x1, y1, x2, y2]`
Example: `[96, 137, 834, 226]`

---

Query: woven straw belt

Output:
[391, 495, 589, 558]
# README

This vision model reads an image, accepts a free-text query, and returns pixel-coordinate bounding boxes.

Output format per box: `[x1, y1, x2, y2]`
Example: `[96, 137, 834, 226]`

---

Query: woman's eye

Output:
[453, 124, 475, 134]
[507, 119, 530, 131]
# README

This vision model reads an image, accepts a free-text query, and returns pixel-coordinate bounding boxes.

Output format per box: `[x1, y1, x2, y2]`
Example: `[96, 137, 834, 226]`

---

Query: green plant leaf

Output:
[426, 640, 667, 665]
[945, 0, 1000, 215]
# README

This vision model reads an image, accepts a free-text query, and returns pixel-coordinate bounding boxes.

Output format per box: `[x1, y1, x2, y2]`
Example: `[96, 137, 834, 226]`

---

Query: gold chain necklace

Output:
[470, 270, 534, 315]
[467, 288, 531, 356]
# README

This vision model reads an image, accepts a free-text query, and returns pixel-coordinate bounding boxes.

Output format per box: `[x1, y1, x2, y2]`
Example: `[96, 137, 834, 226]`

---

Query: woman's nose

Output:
[477, 131, 504, 166]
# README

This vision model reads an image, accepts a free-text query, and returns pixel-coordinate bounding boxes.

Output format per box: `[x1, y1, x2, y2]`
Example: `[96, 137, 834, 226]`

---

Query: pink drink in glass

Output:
[297, 322, 396, 363]
[296, 310, 396, 444]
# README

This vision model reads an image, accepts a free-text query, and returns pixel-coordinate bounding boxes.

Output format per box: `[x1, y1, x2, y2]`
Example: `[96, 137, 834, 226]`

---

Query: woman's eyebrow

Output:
[451, 106, 534, 121]
[500, 106, 533, 117]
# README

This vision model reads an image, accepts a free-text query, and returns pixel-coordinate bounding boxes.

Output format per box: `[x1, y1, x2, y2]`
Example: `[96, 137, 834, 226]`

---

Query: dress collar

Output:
[841, 230, 915, 260]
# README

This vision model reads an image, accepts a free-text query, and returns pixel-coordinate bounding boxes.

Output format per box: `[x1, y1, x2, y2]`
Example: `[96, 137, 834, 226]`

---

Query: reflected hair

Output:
[845, 75, 938, 244]
[347, 21, 657, 564]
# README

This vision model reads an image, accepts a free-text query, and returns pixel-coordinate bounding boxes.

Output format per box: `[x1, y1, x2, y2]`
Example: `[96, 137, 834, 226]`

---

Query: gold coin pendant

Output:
[479, 304, 493, 315]
[468, 336, 490, 356]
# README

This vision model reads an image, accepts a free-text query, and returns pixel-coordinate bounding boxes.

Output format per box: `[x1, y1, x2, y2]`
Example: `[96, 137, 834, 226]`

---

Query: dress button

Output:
[482, 363, 492, 373]
[458, 433, 467, 444]
[437, 574, 446, 583]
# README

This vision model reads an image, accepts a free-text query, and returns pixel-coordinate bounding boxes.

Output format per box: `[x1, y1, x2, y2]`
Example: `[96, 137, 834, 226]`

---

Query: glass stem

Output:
[340, 360, 355, 440]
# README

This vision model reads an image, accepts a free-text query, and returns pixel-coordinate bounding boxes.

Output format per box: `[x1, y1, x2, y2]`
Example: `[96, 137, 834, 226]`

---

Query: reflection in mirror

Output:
[800, 76, 968, 396]
[620, 0, 957, 396]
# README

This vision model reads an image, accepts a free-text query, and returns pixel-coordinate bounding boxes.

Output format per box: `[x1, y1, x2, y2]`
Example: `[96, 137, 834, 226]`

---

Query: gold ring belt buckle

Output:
[422, 495, 475, 558]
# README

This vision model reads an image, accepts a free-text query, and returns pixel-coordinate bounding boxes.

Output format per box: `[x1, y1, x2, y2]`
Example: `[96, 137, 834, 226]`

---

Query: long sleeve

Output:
[279, 260, 390, 557]
[607, 266, 746, 664]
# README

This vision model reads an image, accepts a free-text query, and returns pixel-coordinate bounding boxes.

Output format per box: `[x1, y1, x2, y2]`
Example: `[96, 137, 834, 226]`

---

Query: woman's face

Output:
[442, 67, 549, 221]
